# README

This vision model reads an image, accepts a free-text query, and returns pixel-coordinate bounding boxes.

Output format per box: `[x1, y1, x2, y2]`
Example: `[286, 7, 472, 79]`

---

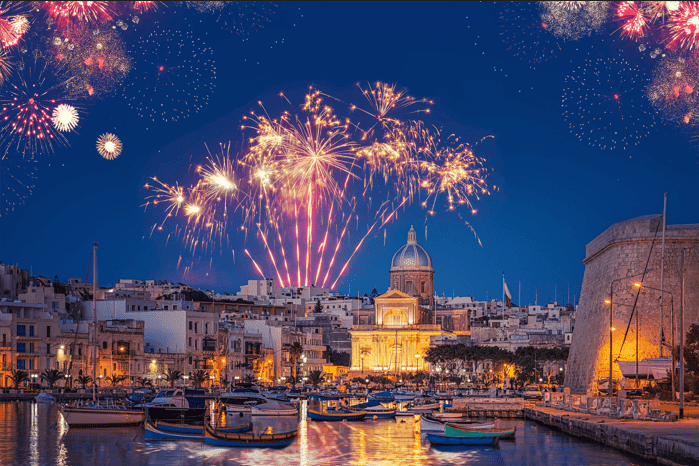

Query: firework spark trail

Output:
[256, 223, 285, 287]
[244, 249, 266, 280]
[329, 196, 409, 290]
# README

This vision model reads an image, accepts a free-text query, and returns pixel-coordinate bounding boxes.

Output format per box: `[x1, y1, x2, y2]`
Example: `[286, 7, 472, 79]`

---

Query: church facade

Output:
[350, 227, 447, 374]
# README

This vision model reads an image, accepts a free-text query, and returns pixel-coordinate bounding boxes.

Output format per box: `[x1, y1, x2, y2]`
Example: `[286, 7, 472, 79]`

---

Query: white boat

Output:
[250, 399, 298, 416]
[220, 386, 268, 414]
[392, 390, 419, 402]
[35, 392, 56, 404]
[58, 402, 144, 427]
[431, 411, 469, 420]
[419, 414, 494, 432]
[617, 357, 673, 380]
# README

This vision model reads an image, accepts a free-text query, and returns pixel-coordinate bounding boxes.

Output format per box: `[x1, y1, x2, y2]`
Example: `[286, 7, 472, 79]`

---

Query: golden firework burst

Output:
[96, 132, 122, 159]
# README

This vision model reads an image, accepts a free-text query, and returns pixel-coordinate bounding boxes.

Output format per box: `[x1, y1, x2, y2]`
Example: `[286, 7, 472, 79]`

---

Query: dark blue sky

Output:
[1, 2, 697, 305]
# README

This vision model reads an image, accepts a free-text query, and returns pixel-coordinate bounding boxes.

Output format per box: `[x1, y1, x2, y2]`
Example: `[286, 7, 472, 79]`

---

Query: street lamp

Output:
[605, 269, 653, 399]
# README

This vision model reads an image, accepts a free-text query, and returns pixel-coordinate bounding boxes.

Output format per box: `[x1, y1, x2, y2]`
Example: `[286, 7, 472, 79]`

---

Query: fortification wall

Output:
[565, 215, 699, 394]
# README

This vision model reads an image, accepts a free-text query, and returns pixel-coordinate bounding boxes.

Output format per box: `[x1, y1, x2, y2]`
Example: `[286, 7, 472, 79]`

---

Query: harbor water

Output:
[0, 401, 653, 465]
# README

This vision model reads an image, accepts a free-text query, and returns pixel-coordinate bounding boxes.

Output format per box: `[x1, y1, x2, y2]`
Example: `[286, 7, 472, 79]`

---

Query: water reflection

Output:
[0, 401, 657, 466]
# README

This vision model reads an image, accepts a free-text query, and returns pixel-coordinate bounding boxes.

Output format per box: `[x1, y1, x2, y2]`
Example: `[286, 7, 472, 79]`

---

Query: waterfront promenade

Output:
[525, 405, 699, 466]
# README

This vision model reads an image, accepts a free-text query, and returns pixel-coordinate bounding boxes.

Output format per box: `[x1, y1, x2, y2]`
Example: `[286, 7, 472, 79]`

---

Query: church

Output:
[349, 226, 449, 374]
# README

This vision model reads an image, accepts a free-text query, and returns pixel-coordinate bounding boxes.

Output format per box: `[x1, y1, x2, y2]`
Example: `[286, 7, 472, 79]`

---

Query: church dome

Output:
[390, 226, 433, 272]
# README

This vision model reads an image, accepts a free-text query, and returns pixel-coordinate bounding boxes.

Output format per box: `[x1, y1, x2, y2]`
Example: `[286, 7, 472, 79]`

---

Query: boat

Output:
[396, 401, 440, 416]
[58, 402, 145, 428]
[445, 424, 516, 439]
[204, 423, 298, 448]
[426, 432, 499, 446]
[311, 391, 344, 401]
[367, 391, 395, 402]
[307, 409, 367, 421]
[250, 399, 298, 416]
[391, 390, 419, 402]
[35, 392, 56, 404]
[617, 357, 673, 381]
[420, 414, 448, 432]
[145, 389, 207, 421]
[220, 386, 269, 414]
[58, 244, 145, 428]
[350, 405, 396, 418]
[145, 418, 202, 441]
[431, 411, 470, 420]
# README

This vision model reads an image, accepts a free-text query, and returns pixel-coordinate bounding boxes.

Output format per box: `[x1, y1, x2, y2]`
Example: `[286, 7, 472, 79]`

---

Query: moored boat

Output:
[445, 424, 516, 439]
[145, 418, 202, 441]
[155, 419, 251, 434]
[426, 432, 499, 446]
[307, 409, 367, 421]
[145, 389, 207, 421]
[35, 392, 56, 404]
[204, 423, 297, 448]
[367, 391, 395, 402]
[420, 414, 447, 432]
[250, 399, 298, 416]
[220, 386, 268, 414]
[58, 402, 145, 428]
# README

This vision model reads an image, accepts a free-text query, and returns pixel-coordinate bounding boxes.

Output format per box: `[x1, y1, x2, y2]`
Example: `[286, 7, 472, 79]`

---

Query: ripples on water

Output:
[0, 401, 652, 466]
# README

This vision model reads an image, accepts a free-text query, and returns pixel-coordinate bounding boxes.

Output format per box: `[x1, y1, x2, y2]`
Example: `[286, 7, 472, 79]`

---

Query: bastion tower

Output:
[565, 215, 699, 394]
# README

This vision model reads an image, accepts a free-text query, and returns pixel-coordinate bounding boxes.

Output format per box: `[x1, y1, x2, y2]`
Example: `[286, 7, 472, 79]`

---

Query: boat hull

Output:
[58, 405, 145, 427]
[251, 408, 298, 416]
[426, 433, 499, 446]
[204, 424, 297, 448]
[445, 424, 516, 439]
[307, 409, 367, 421]
[146, 406, 207, 421]
[419, 415, 445, 432]
[145, 420, 202, 441]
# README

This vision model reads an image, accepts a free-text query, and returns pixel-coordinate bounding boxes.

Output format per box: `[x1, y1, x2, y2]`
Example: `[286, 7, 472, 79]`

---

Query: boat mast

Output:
[659, 193, 667, 357]
[92, 242, 98, 403]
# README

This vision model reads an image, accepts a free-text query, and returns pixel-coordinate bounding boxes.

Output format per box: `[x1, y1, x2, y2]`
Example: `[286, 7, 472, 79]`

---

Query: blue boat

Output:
[204, 423, 297, 448]
[145, 419, 202, 441]
[367, 391, 395, 402]
[426, 432, 499, 446]
[307, 409, 367, 421]
[156, 419, 251, 435]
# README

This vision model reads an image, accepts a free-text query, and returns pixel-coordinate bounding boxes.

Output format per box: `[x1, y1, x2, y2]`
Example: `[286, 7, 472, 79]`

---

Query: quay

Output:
[524, 405, 699, 466]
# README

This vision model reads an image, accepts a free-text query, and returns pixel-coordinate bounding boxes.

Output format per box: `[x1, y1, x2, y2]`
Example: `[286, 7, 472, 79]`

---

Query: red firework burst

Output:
[133, 1, 160, 13]
[43, 1, 112, 29]
[666, 2, 699, 51]
[616, 1, 650, 41]
[0, 2, 30, 49]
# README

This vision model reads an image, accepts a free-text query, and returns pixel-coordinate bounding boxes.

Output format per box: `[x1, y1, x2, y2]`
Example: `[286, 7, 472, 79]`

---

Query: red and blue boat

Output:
[204, 423, 297, 448]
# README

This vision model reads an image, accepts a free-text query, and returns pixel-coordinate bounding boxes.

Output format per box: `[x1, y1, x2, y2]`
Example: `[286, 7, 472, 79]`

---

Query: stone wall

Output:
[565, 215, 699, 394]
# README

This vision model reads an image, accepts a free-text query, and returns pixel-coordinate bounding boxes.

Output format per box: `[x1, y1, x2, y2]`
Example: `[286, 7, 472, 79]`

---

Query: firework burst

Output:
[0, 148, 36, 216]
[51, 104, 79, 132]
[43, 1, 113, 30]
[46, 26, 131, 98]
[499, 2, 562, 64]
[563, 56, 656, 150]
[539, 1, 609, 41]
[647, 54, 699, 125]
[615, 1, 651, 41]
[0, 2, 31, 49]
[122, 25, 216, 122]
[665, 1, 699, 51]
[96, 132, 122, 159]
[0, 51, 75, 156]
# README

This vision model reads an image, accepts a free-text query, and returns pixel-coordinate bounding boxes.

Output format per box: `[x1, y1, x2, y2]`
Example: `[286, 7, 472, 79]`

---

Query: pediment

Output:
[376, 289, 415, 300]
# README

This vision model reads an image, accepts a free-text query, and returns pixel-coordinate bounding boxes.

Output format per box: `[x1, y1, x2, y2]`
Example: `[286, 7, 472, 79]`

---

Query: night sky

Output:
[1, 2, 698, 305]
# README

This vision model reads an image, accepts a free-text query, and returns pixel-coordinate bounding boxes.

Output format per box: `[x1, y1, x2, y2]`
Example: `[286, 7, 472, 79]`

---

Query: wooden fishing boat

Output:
[431, 411, 470, 420]
[307, 409, 367, 421]
[58, 402, 145, 428]
[145, 418, 202, 441]
[204, 423, 297, 448]
[426, 432, 499, 446]
[155, 419, 251, 435]
[445, 424, 516, 439]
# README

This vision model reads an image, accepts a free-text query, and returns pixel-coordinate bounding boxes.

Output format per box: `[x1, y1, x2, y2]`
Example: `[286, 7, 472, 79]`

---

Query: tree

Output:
[41, 369, 65, 389]
[370, 288, 379, 298]
[288, 341, 304, 388]
[189, 370, 209, 388]
[135, 377, 152, 388]
[313, 301, 323, 313]
[242, 374, 256, 384]
[163, 369, 182, 388]
[308, 370, 326, 389]
[106, 374, 127, 386]
[76, 375, 92, 389]
[10, 370, 28, 390]
[220, 375, 229, 388]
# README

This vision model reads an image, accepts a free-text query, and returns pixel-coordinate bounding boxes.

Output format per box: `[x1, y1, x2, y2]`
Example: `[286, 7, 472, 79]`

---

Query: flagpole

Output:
[502, 271, 505, 309]
[659, 193, 667, 357]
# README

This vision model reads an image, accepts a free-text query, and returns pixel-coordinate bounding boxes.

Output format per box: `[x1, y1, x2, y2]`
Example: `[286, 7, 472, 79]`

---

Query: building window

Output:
[164, 305, 168, 310]
[189, 321, 192, 330]
[173, 305, 177, 310]
[421, 282, 425, 293]
[46, 326, 51, 338]
[195, 339, 198, 350]
[189, 357, 192, 365]
[29, 325, 34, 337]
[195, 322, 198, 333]
[29, 359, 34, 370]
[16, 325, 25, 337]
[205, 323, 209, 334]
[189, 337, 192, 347]
[17, 342, 26, 353]
[17, 359, 25, 370]
[47, 343, 51, 354]
[103, 341, 108, 349]
[29, 343, 34, 354]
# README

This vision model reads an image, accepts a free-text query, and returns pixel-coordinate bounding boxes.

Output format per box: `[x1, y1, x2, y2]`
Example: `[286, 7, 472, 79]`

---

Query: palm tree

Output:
[135, 376, 152, 388]
[106, 374, 127, 386]
[10, 369, 28, 390]
[41, 369, 65, 389]
[219, 375, 229, 388]
[308, 370, 326, 389]
[189, 370, 208, 388]
[163, 369, 182, 388]
[75, 375, 92, 389]
[242, 374, 256, 384]
[288, 341, 303, 388]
